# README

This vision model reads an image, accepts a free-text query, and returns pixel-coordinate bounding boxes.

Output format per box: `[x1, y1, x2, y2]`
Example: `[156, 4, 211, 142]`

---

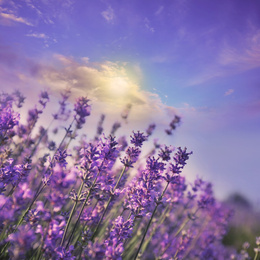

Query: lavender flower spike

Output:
[130, 131, 147, 148]
[74, 96, 91, 129]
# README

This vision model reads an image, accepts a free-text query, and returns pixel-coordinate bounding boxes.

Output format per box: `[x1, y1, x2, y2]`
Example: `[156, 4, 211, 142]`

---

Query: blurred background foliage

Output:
[223, 193, 260, 258]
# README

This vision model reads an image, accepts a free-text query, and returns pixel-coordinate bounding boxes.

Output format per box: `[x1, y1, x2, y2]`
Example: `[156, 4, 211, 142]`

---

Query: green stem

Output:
[60, 181, 85, 247]
[156, 208, 199, 260]
[90, 166, 126, 241]
[133, 182, 169, 260]
[254, 246, 260, 260]
[0, 183, 45, 256]
[174, 208, 199, 237]
[141, 204, 171, 254]
[181, 217, 209, 259]
[65, 187, 92, 249]
[30, 119, 55, 158]
[14, 184, 46, 233]
[65, 160, 105, 249]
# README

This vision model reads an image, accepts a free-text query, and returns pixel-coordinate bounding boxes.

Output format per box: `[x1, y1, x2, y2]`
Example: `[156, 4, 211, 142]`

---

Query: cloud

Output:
[218, 29, 260, 71]
[26, 33, 48, 39]
[101, 6, 115, 23]
[185, 26, 260, 87]
[0, 44, 179, 133]
[155, 6, 164, 16]
[14, 54, 177, 129]
[144, 18, 155, 33]
[0, 11, 33, 26]
[224, 89, 234, 96]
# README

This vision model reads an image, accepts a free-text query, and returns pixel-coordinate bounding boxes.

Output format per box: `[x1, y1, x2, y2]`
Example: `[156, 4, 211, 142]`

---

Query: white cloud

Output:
[218, 29, 260, 71]
[23, 54, 178, 130]
[101, 6, 115, 23]
[224, 89, 234, 96]
[155, 6, 164, 16]
[81, 57, 90, 64]
[0, 12, 33, 26]
[144, 18, 155, 33]
[186, 28, 260, 87]
[26, 33, 48, 39]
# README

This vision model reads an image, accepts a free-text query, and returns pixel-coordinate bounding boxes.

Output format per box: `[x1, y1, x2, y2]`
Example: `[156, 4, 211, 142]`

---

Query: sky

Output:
[0, 0, 260, 205]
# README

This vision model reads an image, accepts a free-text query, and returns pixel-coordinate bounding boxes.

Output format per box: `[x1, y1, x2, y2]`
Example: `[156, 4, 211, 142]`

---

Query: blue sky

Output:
[1, 0, 260, 204]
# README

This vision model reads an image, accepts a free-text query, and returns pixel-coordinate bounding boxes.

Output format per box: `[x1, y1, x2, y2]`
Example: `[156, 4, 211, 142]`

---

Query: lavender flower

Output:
[146, 123, 156, 136]
[38, 90, 50, 108]
[54, 245, 75, 260]
[54, 149, 71, 168]
[0, 107, 20, 133]
[74, 96, 91, 129]
[173, 147, 193, 168]
[96, 114, 105, 136]
[53, 89, 71, 121]
[120, 147, 141, 168]
[130, 131, 147, 148]
[7, 224, 36, 260]
[110, 121, 121, 136]
[104, 216, 134, 259]
[165, 115, 181, 135]
[0, 159, 23, 193]
[158, 145, 174, 161]
[12, 90, 25, 108]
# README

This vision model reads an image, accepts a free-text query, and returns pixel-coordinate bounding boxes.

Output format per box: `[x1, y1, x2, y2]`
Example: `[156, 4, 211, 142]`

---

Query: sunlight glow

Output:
[107, 77, 130, 98]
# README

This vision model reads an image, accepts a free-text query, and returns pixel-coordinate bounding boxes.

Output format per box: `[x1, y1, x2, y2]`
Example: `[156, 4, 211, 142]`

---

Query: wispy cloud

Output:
[0, 11, 33, 26]
[218, 29, 260, 71]
[186, 28, 260, 87]
[155, 6, 164, 16]
[26, 33, 48, 39]
[101, 6, 115, 23]
[144, 18, 155, 33]
[224, 89, 234, 96]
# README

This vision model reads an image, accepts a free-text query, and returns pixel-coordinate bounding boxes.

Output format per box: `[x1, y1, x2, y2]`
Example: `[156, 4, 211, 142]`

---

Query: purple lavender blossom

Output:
[0, 159, 23, 193]
[117, 136, 128, 152]
[145, 156, 165, 176]
[96, 114, 105, 136]
[7, 224, 36, 260]
[158, 145, 174, 161]
[120, 147, 141, 168]
[41, 216, 66, 257]
[110, 121, 121, 136]
[0, 107, 20, 131]
[84, 241, 105, 259]
[55, 245, 75, 260]
[165, 115, 181, 135]
[104, 216, 134, 259]
[146, 123, 156, 136]
[54, 149, 71, 168]
[74, 96, 91, 129]
[108, 216, 134, 243]
[130, 131, 147, 148]
[38, 90, 50, 108]
[98, 134, 119, 171]
[48, 141, 56, 151]
[12, 90, 25, 108]
[53, 89, 71, 121]
[173, 147, 193, 168]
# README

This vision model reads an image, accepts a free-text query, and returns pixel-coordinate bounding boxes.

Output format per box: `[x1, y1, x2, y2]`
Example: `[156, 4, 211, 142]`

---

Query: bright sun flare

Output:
[107, 77, 130, 98]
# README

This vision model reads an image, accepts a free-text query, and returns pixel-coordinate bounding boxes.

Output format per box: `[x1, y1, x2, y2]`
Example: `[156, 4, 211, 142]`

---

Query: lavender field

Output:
[1, 1, 260, 259]
[0, 90, 259, 259]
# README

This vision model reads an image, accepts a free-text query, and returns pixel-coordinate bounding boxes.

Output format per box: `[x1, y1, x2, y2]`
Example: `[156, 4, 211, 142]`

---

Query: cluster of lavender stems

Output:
[0, 90, 259, 260]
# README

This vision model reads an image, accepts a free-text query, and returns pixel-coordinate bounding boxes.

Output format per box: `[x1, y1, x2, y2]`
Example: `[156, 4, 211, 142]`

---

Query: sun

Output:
[107, 77, 130, 98]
